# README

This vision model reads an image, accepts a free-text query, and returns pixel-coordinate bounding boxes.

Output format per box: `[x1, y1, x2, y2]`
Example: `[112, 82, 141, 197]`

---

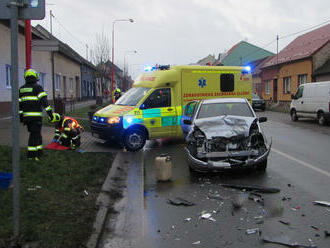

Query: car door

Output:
[181, 101, 198, 136]
[140, 88, 176, 138]
[293, 86, 304, 115]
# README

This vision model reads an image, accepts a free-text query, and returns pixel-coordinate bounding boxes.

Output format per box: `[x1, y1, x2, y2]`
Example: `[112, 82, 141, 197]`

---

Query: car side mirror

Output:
[183, 119, 192, 125]
[258, 117, 267, 123]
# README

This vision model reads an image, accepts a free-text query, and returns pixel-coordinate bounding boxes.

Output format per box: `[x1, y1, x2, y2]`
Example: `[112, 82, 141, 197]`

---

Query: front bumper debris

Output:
[185, 141, 272, 172]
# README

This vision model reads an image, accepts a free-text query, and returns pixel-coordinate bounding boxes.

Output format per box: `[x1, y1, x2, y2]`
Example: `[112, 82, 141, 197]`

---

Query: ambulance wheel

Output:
[124, 128, 147, 152]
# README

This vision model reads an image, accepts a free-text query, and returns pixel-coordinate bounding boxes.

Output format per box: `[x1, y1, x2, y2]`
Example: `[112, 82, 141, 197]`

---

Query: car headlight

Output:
[107, 116, 120, 124]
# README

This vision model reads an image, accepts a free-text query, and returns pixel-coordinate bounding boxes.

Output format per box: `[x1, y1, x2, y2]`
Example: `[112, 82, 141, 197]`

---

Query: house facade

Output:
[0, 21, 52, 114]
[260, 24, 330, 105]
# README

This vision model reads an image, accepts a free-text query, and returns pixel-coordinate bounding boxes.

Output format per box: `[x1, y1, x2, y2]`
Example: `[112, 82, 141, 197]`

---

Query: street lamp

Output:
[111, 18, 134, 95]
[123, 50, 137, 90]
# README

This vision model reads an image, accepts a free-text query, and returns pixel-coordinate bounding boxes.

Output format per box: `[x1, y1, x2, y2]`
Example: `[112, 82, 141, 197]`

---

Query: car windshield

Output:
[115, 87, 150, 106]
[197, 102, 254, 119]
[252, 93, 261, 99]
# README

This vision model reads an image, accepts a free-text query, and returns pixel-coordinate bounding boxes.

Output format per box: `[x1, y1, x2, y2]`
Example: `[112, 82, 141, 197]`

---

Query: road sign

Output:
[0, 0, 45, 20]
[32, 40, 59, 51]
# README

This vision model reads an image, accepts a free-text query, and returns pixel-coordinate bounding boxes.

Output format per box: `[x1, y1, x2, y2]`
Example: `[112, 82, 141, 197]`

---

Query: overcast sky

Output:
[33, 0, 330, 79]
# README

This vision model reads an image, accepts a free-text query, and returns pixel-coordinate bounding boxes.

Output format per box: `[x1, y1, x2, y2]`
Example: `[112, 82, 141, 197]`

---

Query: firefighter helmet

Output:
[114, 88, 121, 93]
[24, 69, 40, 81]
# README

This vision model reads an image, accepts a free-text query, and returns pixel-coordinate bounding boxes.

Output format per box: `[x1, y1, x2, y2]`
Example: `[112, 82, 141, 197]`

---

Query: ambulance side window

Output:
[220, 74, 234, 92]
[142, 88, 171, 109]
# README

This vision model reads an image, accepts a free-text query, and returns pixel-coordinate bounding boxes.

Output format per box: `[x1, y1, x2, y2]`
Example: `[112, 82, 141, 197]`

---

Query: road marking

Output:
[272, 148, 330, 178]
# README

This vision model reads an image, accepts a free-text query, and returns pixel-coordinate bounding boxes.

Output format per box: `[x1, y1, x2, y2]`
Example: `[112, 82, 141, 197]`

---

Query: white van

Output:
[290, 81, 330, 125]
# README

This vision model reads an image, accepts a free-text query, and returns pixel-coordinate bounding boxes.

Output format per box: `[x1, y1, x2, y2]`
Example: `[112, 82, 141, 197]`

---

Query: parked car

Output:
[252, 93, 266, 111]
[182, 98, 271, 172]
[290, 81, 330, 126]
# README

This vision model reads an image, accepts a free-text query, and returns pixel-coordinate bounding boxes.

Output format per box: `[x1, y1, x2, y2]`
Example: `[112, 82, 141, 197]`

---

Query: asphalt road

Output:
[140, 111, 330, 248]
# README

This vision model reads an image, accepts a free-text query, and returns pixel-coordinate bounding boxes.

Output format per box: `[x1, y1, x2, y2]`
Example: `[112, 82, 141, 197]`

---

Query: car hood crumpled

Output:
[192, 115, 257, 139]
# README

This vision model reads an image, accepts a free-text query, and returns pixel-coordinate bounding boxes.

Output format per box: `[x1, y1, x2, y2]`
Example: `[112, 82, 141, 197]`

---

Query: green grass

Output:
[0, 145, 114, 248]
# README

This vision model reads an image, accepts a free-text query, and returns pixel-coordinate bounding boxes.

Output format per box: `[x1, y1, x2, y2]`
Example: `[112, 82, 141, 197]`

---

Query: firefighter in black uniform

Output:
[52, 114, 83, 150]
[19, 69, 57, 161]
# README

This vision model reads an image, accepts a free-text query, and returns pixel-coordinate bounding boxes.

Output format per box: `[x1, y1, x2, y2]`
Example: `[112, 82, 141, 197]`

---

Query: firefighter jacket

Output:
[54, 117, 83, 139]
[19, 82, 53, 122]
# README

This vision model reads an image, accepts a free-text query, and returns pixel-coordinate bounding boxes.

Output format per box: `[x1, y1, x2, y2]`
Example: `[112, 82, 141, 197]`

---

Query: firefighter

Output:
[52, 114, 83, 150]
[113, 88, 122, 102]
[19, 69, 57, 160]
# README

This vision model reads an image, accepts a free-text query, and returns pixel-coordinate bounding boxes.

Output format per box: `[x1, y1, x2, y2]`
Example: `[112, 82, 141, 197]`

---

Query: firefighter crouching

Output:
[19, 69, 57, 161]
[52, 114, 84, 150]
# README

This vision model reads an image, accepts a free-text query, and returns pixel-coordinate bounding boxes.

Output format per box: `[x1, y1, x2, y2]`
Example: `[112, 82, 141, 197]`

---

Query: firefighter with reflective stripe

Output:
[52, 114, 84, 150]
[19, 69, 57, 160]
[113, 88, 122, 103]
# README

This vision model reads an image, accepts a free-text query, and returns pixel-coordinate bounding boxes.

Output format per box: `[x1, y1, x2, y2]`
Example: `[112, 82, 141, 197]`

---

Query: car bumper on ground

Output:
[90, 121, 124, 142]
[185, 143, 272, 172]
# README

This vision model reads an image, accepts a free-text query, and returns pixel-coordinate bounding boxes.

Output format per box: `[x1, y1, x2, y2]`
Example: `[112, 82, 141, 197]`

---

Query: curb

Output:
[86, 152, 123, 248]
[86, 151, 144, 248]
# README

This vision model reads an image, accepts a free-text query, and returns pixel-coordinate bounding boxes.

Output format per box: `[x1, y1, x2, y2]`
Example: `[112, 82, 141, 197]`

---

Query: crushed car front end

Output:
[185, 115, 271, 172]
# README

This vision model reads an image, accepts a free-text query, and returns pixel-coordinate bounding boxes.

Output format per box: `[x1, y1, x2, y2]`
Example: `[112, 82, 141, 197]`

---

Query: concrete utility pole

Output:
[111, 19, 134, 96]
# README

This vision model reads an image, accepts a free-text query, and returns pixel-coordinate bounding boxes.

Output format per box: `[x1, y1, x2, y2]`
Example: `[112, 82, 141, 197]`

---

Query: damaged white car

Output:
[182, 98, 271, 172]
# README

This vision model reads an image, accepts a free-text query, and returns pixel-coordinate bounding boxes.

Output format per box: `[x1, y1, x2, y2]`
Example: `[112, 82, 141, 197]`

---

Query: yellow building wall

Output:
[277, 59, 312, 101]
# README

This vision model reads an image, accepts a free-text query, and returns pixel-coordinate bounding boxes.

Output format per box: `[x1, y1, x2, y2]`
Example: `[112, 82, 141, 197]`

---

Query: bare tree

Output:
[90, 30, 111, 99]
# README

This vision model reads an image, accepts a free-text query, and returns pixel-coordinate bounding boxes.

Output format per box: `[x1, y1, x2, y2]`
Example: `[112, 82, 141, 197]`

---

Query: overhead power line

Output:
[52, 14, 86, 48]
[279, 19, 330, 40]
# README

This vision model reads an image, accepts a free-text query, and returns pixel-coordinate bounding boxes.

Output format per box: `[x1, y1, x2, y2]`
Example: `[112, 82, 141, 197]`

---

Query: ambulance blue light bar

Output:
[242, 65, 252, 74]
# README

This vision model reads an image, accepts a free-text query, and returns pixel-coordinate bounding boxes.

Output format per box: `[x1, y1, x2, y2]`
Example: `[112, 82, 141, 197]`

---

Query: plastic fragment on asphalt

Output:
[313, 201, 330, 207]
[254, 216, 263, 219]
[200, 213, 212, 219]
[167, 197, 195, 206]
[263, 235, 317, 248]
[192, 241, 201, 245]
[84, 190, 89, 196]
[209, 217, 216, 222]
[246, 228, 259, 235]
[220, 184, 280, 193]
[184, 218, 192, 222]
[325, 230, 330, 237]
[279, 220, 290, 225]
[310, 225, 319, 231]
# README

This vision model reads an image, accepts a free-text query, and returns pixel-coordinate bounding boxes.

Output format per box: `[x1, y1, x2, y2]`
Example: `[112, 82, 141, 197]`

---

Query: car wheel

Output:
[256, 159, 267, 171]
[290, 110, 298, 122]
[318, 112, 326, 126]
[124, 128, 147, 152]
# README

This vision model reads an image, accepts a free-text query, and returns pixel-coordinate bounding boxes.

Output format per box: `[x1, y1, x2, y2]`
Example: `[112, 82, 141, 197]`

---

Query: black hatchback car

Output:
[252, 93, 266, 111]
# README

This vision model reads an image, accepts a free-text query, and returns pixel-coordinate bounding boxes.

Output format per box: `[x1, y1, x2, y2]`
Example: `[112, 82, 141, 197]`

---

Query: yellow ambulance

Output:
[91, 65, 252, 151]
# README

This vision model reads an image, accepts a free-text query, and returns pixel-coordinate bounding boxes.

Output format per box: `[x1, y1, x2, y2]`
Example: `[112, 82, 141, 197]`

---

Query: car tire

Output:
[318, 112, 327, 126]
[256, 159, 267, 171]
[124, 128, 147, 152]
[290, 110, 298, 122]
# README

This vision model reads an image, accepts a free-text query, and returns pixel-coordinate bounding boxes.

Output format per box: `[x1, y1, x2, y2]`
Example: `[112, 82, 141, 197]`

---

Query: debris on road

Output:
[184, 218, 192, 222]
[220, 184, 280, 193]
[200, 213, 212, 219]
[279, 220, 290, 226]
[310, 225, 319, 231]
[313, 201, 330, 207]
[207, 193, 224, 200]
[246, 228, 259, 235]
[167, 197, 195, 206]
[192, 241, 201, 245]
[324, 230, 330, 237]
[263, 236, 317, 248]
[84, 190, 89, 196]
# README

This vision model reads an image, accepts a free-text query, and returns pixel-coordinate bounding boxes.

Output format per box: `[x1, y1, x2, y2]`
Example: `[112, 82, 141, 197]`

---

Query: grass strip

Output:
[0, 145, 114, 248]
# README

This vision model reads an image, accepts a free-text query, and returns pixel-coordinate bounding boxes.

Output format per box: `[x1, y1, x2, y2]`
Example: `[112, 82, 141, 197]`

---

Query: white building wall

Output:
[0, 23, 52, 106]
